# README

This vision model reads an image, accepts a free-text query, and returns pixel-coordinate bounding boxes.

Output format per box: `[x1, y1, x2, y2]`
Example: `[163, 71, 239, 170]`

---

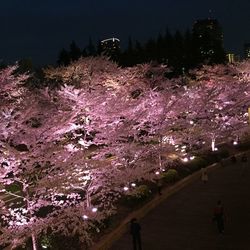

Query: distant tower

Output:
[226, 53, 235, 63]
[243, 43, 250, 59]
[192, 19, 225, 64]
[100, 37, 120, 60]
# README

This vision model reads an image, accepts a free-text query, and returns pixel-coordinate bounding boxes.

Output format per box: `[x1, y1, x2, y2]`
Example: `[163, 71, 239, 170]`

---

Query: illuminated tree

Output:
[0, 60, 249, 249]
[174, 64, 250, 151]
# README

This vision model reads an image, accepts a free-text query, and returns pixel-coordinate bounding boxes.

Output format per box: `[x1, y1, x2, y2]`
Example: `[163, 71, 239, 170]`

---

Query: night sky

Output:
[1, 0, 250, 66]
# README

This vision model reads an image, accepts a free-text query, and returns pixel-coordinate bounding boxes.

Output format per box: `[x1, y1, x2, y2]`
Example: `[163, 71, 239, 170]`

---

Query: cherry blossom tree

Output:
[0, 59, 250, 249]
[172, 64, 250, 152]
[0, 61, 174, 248]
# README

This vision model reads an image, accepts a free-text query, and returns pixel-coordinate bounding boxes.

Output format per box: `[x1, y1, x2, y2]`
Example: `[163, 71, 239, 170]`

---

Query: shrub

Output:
[128, 185, 151, 199]
[175, 166, 191, 177]
[201, 149, 230, 165]
[161, 169, 179, 183]
[121, 185, 151, 208]
[237, 140, 250, 151]
[42, 234, 83, 250]
[40, 235, 53, 249]
[184, 157, 207, 172]
[216, 149, 230, 159]
[5, 183, 20, 193]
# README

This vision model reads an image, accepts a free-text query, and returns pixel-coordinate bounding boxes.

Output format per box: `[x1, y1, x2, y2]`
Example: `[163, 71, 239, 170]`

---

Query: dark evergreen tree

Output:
[170, 30, 184, 73]
[69, 41, 82, 61]
[17, 58, 33, 73]
[81, 48, 88, 57]
[55, 20, 226, 75]
[156, 33, 164, 63]
[134, 40, 144, 65]
[57, 48, 71, 66]
[163, 28, 173, 64]
[127, 36, 134, 58]
[86, 38, 96, 56]
[0, 60, 7, 69]
[183, 29, 195, 69]
[96, 40, 103, 56]
[127, 36, 133, 53]
[144, 38, 156, 62]
[120, 36, 135, 66]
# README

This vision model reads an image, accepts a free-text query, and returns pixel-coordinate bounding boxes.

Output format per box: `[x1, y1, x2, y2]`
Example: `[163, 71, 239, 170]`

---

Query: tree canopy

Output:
[0, 58, 249, 249]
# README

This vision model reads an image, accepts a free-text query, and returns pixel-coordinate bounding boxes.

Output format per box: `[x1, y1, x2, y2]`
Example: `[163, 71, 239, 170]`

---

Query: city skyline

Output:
[1, 0, 250, 65]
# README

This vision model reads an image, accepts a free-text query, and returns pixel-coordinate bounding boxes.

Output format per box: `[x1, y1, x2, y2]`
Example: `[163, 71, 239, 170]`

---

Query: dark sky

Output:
[1, 0, 250, 66]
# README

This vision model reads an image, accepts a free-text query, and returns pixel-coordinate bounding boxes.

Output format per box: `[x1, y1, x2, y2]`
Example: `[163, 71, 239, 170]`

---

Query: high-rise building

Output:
[244, 43, 250, 59]
[100, 38, 120, 60]
[226, 53, 240, 63]
[226, 53, 235, 63]
[192, 19, 225, 64]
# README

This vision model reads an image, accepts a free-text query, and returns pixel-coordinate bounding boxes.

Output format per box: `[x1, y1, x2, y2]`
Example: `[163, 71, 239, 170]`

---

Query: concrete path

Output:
[111, 154, 250, 250]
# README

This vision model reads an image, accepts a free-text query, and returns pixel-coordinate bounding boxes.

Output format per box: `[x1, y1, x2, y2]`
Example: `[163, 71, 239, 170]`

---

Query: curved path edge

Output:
[91, 150, 248, 250]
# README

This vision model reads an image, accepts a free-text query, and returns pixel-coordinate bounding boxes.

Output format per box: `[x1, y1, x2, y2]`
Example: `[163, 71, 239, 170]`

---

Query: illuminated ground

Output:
[111, 151, 250, 250]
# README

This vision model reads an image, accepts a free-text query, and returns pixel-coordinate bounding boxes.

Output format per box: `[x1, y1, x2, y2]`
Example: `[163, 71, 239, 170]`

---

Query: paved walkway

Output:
[111, 153, 250, 250]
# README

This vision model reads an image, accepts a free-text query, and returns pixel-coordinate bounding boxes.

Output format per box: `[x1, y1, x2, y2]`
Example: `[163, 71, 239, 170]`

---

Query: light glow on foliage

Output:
[92, 207, 98, 213]
[65, 143, 79, 152]
[0, 60, 250, 249]
[78, 138, 91, 148]
[162, 135, 175, 145]
[82, 215, 88, 220]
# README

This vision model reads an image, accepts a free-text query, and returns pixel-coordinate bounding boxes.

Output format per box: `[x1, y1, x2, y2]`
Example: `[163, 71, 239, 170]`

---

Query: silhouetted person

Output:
[157, 179, 163, 195]
[241, 154, 247, 163]
[213, 200, 225, 234]
[130, 218, 142, 250]
[219, 159, 225, 167]
[231, 156, 237, 163]
[201, 168, 208, 183]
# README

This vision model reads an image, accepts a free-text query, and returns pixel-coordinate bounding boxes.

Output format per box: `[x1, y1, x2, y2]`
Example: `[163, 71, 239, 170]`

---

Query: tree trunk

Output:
[211, 138, 215, 151]
[31, 233, 38, 250]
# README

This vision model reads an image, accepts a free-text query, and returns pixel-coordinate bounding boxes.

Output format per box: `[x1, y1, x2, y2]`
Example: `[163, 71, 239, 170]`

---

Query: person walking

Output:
[130, 218, 142, 250]
[213, 200, 225, 234]
[201, 168, 208, 183]
[231, 155, 237, 163]
[157, 178, 163, 195]
[241, 154, 247, 163]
